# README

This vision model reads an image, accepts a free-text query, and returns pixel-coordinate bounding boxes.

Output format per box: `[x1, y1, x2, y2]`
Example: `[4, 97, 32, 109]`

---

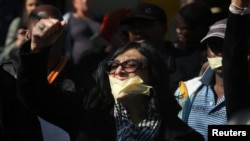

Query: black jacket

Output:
[0, 63, 42, 141]
[223, 12, 250, 119]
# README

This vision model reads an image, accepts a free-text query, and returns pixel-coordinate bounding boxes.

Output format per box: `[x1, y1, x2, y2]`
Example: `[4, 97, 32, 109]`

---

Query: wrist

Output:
[232, 1, 249, 9]
[30, 42, 41, 52]
[229, 3, 250, 15]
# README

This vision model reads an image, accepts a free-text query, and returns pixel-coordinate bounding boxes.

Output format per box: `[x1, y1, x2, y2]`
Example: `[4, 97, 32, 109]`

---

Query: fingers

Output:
[38, 23, 46, 31]
[60, 20, 67, 27]
[31, 18, 66, 51]
[17, 28, 27, 35]
[33, 18, 64, 38]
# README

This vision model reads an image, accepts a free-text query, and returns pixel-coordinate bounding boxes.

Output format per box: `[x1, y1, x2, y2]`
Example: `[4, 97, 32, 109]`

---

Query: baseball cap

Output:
[121, 3, 167, 25]
[200, 18, 227, 43]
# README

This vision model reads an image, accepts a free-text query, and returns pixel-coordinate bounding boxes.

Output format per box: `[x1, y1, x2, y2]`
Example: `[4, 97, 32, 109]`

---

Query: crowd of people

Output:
[0, 0, 250, 141]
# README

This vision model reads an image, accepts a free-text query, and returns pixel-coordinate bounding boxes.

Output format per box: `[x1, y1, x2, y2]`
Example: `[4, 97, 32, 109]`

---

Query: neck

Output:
[128, 105, 148, 124]
[74, 10, 91, 19]
[214, 74, 224, 102]
[120, 96, 149, 124]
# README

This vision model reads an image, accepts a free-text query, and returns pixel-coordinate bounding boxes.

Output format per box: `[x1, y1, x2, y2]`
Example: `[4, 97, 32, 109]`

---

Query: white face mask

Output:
[109, 75, 152, 102]
[207, 57, 222, 70]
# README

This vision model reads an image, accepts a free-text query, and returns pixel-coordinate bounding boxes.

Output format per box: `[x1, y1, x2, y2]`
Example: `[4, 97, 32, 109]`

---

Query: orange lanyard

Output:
[47, 56, 67, 84]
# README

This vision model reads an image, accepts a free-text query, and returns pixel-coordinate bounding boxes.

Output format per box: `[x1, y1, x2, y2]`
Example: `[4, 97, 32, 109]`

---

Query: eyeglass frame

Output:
[105, 59, 147, 74]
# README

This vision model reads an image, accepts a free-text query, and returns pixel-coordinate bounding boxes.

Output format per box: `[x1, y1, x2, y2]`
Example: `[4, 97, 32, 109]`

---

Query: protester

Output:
[17, 4, 84, 141]
[168, 0, 230, 43]
[121, 2, 215, 93]
[0, 0, 21, 49]
[120, 3, 184, 93]
[170, 2, 215, 92]
[63, 0, 108, 93]
[0, 0, 44, 65]
[121, 3, 170, 53]
[100, 8, 131, 53]
[17, 12, 204, 140]
[168, 0, 202, 44]
[174, 18, 228, 141]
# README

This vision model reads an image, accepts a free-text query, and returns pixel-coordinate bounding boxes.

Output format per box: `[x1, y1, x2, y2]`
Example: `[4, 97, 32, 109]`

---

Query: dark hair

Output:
[179, 2, 213, 32]
[21, 0, 45, 27]
[95, 41, 181, 117]
[27, 4, 64, 32]
[28, 4, 63, 21]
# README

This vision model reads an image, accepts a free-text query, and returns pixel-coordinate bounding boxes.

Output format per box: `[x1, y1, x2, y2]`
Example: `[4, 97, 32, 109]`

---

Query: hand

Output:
[31, 18, 66, 51]
[232, 0, 250, 8]
[16, 28, 29, 48]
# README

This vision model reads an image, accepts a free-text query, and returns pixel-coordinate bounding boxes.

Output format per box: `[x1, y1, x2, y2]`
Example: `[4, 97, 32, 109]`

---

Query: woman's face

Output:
[25, 0, 42, 15]
[72, 0, 89, 12]
[108, 48, 149, 84]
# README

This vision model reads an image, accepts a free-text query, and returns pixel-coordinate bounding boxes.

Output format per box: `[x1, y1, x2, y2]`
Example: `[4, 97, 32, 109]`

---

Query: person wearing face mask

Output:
[16, 9, 205, 140]
[174, 18, 228, 141]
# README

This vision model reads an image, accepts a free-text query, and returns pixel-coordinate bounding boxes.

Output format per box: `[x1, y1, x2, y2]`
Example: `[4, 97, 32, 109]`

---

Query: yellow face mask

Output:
[109, 75, 152, 102]
[207, 57, 222, 70]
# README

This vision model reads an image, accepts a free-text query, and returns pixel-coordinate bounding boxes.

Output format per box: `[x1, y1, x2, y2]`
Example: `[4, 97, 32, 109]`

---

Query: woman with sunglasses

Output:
[17, 13, 204, 140]
[90, 42, 205, 141]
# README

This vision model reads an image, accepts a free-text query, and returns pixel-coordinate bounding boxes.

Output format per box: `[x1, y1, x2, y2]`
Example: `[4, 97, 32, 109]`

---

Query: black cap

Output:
[121, 3, 167, 24]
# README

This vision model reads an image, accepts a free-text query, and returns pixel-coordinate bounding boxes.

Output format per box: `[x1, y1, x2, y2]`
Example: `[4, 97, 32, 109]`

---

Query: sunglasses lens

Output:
[124, 60, 138, 72]
[105, 60, 142, 74]
[106, 61, 117, 74]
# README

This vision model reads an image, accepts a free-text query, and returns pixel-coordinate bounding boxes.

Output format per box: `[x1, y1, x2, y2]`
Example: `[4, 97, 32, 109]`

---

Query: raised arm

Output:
[223, 0, 250, 119]
[17, 12, 84, 134]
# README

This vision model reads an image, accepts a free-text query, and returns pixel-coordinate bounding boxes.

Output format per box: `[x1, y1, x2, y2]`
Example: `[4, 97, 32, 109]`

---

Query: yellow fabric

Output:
[179, 81, 188, 98]
[109, 75, 152, 102]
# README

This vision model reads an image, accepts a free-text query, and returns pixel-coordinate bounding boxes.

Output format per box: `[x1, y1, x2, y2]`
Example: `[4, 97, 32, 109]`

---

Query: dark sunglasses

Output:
[105, 59, 147, 74]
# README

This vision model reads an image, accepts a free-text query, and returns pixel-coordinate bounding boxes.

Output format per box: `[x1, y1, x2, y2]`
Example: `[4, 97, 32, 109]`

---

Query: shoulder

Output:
[174, 76, 203, 99]
[174, 76, 203, 114]
[0, 63, 16, 93]
[63, 11, 73, 23]
[9, 17, 22, 26]
[0, 61, 17, 78]
[174, 67, 213, 100]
